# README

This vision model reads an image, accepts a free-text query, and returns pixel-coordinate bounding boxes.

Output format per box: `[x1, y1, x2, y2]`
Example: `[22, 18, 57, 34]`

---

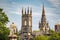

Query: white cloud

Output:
[47, 0, 60, 7]
[1, 0, 60, 31]
[32, 12, 41, 17]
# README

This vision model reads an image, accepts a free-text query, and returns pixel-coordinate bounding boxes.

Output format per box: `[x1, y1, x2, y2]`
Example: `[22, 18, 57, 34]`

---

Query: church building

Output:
[39, 4, 50, 35]
[55, 22, 60, 32]
[21, 7, 32, 40]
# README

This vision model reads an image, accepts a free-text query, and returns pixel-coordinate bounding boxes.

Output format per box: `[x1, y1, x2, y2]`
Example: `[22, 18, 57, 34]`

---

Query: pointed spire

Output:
[41, 3, 46, 23]
[42, 3, 45, 16]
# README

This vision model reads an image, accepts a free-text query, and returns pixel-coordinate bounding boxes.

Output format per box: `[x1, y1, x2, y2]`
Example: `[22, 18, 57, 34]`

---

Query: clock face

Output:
[25, 20, 27, 25]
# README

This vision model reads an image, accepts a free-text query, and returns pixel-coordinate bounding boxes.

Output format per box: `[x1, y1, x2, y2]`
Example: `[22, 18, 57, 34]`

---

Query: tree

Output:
[0, 8, 10, 40]
[34, 35, 48, 40]
[49, 30, 60, 40]
[33, 30, 60, 40]
[0, 8, 9, 24]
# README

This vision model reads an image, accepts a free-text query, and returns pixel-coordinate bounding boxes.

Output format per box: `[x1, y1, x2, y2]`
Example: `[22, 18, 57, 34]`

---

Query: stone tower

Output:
[21, 7, 32, 40]
[39, 4, 50, 35]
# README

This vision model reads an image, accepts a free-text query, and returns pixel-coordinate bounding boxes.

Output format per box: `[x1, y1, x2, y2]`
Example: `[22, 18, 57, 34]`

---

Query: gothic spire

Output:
[41, 4, 46, 23]
[42, 3, 45, 16]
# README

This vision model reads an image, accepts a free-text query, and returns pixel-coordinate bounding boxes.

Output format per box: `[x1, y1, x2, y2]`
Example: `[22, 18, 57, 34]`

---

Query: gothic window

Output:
[25, 20, 27, 25]
[29, 20, 31, 26]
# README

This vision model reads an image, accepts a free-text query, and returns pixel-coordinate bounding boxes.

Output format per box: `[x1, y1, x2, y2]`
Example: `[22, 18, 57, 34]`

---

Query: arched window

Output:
[29, 20, 31, 26]
[25, 20, 27, 25]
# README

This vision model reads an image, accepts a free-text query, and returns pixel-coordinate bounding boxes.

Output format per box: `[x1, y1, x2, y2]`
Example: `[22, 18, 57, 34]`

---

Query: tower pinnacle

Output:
[22, 8, 23, 15]
[22, 7, 25, 15]
[30, 7, 32, 14]
[25, 8, 26, 14]
[27, 7, 29, 14]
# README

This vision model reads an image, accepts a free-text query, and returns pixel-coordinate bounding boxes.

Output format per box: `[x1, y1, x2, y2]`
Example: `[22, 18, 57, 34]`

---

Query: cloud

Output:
[47, 0, 60, 7]
[0, 0, 60, 31]
[47, 0, 60, 20]
[0, 0, 22, 16]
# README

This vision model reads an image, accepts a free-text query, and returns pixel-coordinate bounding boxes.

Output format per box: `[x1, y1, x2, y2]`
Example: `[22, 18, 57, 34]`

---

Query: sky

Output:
[0, 0, 60, 31]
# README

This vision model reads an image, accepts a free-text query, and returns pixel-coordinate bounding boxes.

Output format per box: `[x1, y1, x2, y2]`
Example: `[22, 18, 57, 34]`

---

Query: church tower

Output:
[21, 7, 32, 40]
[39, 4, 50, 35]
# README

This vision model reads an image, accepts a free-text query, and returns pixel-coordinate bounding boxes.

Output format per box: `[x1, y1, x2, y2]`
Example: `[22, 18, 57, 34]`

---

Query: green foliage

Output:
[48, 31, 60, 40]
[34, 35, 48, 40]
[0, 8, 9, 40]
[0, 25, 10, 40]
[34, 30, 60, 40]
[0, 8, 9, 24]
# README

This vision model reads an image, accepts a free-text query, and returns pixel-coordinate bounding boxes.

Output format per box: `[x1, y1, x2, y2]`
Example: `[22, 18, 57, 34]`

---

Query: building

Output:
[39, 4, 50, 35]
[9, 22, 18, 40]
[55, 22, 60, 32]
[32, 30, 41, 37]
[9, 22, 17, 34]
[21, 7, 32, 40]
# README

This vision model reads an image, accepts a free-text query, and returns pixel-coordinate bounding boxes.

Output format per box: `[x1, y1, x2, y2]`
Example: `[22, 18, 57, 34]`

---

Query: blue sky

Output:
[0, 0, 60, 31]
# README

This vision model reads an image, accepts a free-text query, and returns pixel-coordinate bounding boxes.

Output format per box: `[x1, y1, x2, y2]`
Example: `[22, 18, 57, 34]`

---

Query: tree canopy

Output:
[34, 30, 60, 40]
[0, 8, 9, 24]
[34, 35, 48, 40]
[0, 8, 10, 40]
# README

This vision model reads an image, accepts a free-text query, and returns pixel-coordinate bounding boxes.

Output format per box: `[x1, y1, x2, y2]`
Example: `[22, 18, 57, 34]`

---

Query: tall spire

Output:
[41, 4, 46, 23]
[39, 3, 50, 35]
[42, 3, 45, 16]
